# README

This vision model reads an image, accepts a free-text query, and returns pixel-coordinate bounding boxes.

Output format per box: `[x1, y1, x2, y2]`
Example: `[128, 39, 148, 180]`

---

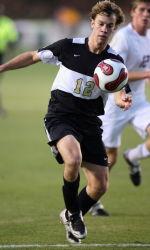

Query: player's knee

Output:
[99, 182, 108, 195]
[89, 181, 108, 200]
[64, 154, 82, 169]
[64, 155, 82, 181]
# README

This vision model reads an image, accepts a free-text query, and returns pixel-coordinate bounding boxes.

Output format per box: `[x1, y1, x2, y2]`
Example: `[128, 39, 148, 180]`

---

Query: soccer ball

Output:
[93, 59, 128, 93]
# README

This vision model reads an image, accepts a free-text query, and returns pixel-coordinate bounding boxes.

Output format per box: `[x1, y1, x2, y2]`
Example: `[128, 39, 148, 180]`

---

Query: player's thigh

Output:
[146, 125, 150, 137]
[145, 126, 150, 150]
[131, 103, 150, 139]
[102, 114, 128, 148]
[44, 116, 82, 163]
[81, 126, 108, 166]
[57, 134, 82, 164]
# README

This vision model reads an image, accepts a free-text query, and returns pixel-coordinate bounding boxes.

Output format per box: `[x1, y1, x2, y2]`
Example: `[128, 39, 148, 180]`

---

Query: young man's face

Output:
[91, 13, 116, 45]
[131, 2, 150, 30]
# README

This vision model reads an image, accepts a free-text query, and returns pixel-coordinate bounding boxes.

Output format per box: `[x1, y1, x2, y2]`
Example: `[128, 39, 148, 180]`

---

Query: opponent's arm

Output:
[128, 70, 150, 81]
[0, 51, 40, 73]
[110, 33, 150, 82]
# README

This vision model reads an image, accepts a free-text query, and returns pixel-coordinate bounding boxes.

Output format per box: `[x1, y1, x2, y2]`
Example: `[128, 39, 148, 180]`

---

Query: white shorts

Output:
[101, 100, 150, 148]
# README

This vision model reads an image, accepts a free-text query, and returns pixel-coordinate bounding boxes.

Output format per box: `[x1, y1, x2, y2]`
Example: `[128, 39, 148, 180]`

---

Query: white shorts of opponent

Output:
[100, 98, 150, 148]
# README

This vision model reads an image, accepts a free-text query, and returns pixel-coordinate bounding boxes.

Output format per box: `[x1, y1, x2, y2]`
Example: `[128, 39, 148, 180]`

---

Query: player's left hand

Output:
[114, 89, 132, 110]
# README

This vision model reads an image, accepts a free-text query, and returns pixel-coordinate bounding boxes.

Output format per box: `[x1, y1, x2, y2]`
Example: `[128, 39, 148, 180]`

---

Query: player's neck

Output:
[88, 35, 107, 54]
[132, 22, 147, 36]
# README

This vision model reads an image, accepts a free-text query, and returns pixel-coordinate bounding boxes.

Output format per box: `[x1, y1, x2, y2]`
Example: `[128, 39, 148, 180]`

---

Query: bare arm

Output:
[128, 70, 150, 81]
[0, 51, 41, 73]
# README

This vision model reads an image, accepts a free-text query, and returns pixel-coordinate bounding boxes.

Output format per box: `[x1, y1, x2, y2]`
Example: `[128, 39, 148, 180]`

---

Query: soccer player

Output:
[0, 0, 132, 243]
[0, 4, 18, 116]
[90, 0, 150, 216]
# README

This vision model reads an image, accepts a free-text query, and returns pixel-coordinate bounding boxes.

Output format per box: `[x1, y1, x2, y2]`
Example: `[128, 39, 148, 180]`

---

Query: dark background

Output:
[1, 0, 130, 19]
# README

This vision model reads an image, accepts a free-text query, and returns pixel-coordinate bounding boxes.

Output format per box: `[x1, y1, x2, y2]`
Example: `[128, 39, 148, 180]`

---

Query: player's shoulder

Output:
[38, 38, 69, 52]
[50, 37, 86, 49]
[72, 37, 86, 44]
[63, 37, 86, 49]
[115, 23, 133, 38]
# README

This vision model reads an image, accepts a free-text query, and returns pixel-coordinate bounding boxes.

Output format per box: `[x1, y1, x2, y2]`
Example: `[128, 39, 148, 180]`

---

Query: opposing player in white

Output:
[90, 0, 150, 216]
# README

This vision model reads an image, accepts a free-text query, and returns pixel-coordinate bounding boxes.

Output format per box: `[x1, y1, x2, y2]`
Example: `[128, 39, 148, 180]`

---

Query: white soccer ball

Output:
[94, 58, 128, 93]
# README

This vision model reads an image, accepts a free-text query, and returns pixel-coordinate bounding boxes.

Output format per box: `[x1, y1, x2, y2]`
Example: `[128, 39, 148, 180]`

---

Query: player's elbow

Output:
[32, 51, 41, 63]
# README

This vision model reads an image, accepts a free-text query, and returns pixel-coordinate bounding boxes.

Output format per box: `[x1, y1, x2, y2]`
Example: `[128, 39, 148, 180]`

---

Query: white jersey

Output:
[108, 23, 150, 104]
[101, 24, 150, 147]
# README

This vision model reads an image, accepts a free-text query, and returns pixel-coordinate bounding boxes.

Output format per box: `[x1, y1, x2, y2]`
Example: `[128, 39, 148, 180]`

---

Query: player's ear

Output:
[90, 18, 95, 29]
[130, 9, 134, 18]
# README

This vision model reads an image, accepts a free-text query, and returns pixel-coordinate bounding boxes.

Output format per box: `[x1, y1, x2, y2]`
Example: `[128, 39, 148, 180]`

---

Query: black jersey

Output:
[38, 37, 124, 119]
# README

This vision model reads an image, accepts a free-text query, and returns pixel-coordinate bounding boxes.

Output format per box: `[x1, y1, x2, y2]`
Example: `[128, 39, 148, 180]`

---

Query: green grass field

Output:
[0, 63, 150, 250]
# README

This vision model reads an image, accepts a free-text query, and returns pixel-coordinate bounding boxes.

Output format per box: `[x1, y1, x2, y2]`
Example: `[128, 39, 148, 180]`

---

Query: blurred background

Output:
[0, 0, 132, 51]
[0, 1, 150, 246]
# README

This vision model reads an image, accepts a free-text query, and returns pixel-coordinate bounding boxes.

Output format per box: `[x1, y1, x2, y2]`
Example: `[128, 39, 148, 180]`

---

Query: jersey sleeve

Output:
[110, 31, 128, 64]
[37, 38, 69, 65]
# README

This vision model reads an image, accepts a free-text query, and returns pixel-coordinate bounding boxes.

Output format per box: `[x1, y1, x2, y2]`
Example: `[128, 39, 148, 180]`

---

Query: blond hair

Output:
[131, 0, 150, 10]
[90, 0, 125, 28]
